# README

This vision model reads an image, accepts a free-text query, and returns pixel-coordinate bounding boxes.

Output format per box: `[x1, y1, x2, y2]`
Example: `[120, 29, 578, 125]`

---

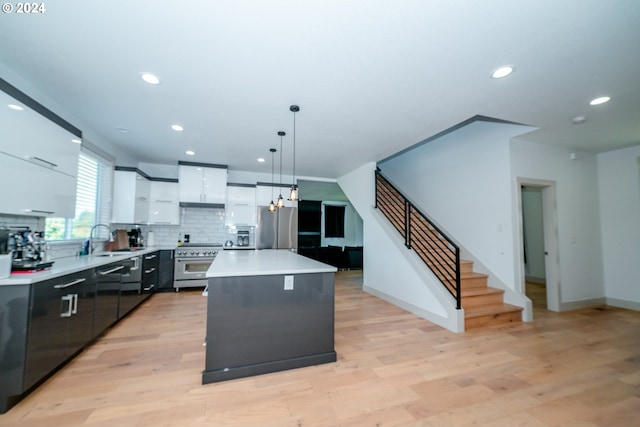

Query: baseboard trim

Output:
[363, 285, 464, 333]
[605, 298, 640, 311]
[559, 297, 607, 311]
[525, 276, 546, 284]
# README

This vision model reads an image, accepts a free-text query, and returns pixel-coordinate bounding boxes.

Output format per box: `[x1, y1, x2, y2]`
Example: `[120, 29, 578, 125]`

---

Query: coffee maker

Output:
[128, 227, 144, 248]
[237, 229, 250, 247]
[9, 227, 53, 271]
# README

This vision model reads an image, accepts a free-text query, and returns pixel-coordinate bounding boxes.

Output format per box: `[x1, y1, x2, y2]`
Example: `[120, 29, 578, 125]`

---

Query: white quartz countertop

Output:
[206, 249, 337, 278]
[0, 247, 163, 286]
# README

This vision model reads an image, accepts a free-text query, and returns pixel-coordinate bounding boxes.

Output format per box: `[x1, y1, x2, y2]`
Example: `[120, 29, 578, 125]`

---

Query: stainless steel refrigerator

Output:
[256, 206, 298, 250]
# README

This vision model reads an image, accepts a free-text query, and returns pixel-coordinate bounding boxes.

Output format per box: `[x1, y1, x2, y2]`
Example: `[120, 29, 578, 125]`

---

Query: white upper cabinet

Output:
[178, 163, 227, 205]
[225, 185, 257, 225]
[0, 86, 81, 217]
[148, 180, 180, 225]
[112, 169, 150, 224]
[0, 90, 80, 178]
[0, 152, 76, 217]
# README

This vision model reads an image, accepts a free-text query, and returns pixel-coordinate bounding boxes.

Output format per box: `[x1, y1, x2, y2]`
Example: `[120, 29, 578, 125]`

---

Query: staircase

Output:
[375, 171, 522, 330]
[457, 261, 523, 329]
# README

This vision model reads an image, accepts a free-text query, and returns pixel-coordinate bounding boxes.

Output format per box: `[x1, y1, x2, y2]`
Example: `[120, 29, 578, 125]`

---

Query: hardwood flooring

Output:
[1, 271, 639, 426]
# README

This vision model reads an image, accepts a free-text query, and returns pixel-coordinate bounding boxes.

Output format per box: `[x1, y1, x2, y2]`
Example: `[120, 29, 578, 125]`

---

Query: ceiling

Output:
[1, 1, 639, 180]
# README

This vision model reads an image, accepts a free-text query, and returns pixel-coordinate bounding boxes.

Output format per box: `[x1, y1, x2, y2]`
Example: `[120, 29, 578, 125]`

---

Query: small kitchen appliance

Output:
[8, 227, 53, 272]
[128, 227, 144, 248]
[237, 230, 250, 247]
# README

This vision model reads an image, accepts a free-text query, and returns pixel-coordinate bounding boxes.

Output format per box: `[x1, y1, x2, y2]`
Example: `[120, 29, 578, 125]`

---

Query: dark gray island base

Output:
[203, 272, 336, 383]
[202, 250, 337, 384]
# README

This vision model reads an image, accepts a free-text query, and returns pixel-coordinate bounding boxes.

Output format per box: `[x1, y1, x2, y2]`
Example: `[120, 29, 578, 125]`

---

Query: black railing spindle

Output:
[374, 170, 461, 309]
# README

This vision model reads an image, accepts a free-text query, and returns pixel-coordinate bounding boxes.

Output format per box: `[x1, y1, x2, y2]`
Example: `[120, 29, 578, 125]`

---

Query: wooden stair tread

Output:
[461, 287, 504, 297]
[464, 303, 523, 318]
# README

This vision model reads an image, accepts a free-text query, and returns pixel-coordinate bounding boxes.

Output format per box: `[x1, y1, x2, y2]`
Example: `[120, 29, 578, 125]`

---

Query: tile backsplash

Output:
[114, 207, 254, 248]
[2, 207, 253, 262]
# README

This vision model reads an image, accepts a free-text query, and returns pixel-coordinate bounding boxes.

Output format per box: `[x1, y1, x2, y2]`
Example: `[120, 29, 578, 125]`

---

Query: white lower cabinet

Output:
[0, 152, 76, 217]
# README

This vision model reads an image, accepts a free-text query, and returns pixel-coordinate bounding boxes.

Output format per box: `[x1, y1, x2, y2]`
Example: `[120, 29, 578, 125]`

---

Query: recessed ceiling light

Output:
[116, 127, 129, 133]
[140, 72, 160, 85]
[589, 96, 610, 106]
[171, 124, 184, 132]
[8, 104, 24, 110]
[186, 150, 195, 156]
[571, 115, 587, 125]
[71, 138, 82, 144]
[257, 158, 266, 163]
[491, 65, 514, 79]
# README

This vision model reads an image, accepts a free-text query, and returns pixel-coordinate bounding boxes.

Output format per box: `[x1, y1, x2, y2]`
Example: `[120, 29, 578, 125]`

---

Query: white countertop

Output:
[206, 249, 337, 278]
[0, 247, 162, 286]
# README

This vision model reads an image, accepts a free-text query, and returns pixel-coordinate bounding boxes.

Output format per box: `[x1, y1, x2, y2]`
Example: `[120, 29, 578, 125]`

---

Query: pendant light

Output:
[268, 148, 276, 212]
[288, 105, 299, 202]
[277, 131, 286, 208]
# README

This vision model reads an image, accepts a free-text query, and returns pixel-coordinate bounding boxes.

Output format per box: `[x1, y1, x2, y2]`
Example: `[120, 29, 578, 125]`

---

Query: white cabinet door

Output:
[148, 181, 179, 225]
[225, 186, 256, 225]
[1, 90, 80, 177]
[202, 167, 227, 204]
[178, 166, 204, 203]
[179, 165, 227, 204]
[133, 175, 150, 223]
[112, 170, 150, 224]
[0, 152, 76, 217]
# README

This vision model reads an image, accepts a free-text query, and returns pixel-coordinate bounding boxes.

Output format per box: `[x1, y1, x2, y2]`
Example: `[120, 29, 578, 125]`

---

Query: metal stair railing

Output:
[375, 170, 461, 309]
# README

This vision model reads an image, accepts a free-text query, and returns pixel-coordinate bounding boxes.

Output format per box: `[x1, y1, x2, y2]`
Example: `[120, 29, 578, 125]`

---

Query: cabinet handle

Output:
[22, 209, 55, 215]
[60, 295, 73, 317]
[71, 294, 78, 315]
[144, 284, 155, 291]
[131, 257, 140, 271]
[99, 265, 124, 275]
[235, 203, 249, 206]
[28, 156, 58, 168]
[153, 222, 172, 224]
[145, 267, 156, 274]
[54, 278, 86, 289]
[154, 200, 173, 203]
[145, 254, 157, 260]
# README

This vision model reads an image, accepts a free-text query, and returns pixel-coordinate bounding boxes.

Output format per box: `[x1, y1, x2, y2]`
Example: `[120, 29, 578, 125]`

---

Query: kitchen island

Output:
[203, 249, 337, 383]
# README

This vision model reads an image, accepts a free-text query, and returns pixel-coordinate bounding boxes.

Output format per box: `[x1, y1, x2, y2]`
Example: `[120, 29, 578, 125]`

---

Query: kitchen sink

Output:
[93, 252, 131, 257]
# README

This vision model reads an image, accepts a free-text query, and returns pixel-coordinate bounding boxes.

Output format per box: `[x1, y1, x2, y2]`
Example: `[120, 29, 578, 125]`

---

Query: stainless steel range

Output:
[173, 243, 222, 291]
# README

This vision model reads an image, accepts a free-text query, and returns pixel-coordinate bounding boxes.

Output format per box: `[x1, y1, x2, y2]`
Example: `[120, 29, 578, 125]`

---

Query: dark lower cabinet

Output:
[142, 251, 160, 296]
[118, 255, 144, 318]
[24, 269, 96, 390]
[158, 250, 174, 291]
[1, 252, 160, 414]
[94, 261, 124, 335]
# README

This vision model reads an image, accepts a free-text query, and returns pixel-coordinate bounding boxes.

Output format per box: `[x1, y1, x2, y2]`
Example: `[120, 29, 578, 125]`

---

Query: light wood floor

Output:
[1, 271, 639, 426]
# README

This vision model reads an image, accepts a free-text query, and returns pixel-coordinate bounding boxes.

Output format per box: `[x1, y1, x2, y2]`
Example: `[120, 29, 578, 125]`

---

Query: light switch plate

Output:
[284, 275, 294, 290]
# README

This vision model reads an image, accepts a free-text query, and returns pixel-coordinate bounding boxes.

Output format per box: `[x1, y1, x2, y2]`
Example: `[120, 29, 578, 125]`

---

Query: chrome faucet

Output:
[89, 224, 113, 256]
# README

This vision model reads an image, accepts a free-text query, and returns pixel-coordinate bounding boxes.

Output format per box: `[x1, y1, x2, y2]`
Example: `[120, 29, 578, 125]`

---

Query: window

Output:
[324, 205, 345, 238]
[45, 148, 113, 240]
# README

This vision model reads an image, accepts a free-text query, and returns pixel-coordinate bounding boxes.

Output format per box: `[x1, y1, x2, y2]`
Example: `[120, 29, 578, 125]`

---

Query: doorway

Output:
[518, 180, 561, 312]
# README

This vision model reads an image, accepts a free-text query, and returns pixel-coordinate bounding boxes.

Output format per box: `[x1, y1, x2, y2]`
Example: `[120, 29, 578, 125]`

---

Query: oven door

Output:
[174, 257, 215, 281]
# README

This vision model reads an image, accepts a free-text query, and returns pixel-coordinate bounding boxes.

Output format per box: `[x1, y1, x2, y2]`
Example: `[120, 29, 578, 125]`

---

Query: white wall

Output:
[597, 145, 640, 308]
[510, 140, 604, 305]
[338, 162, 462, 332]
[379, 120, 534, 291]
